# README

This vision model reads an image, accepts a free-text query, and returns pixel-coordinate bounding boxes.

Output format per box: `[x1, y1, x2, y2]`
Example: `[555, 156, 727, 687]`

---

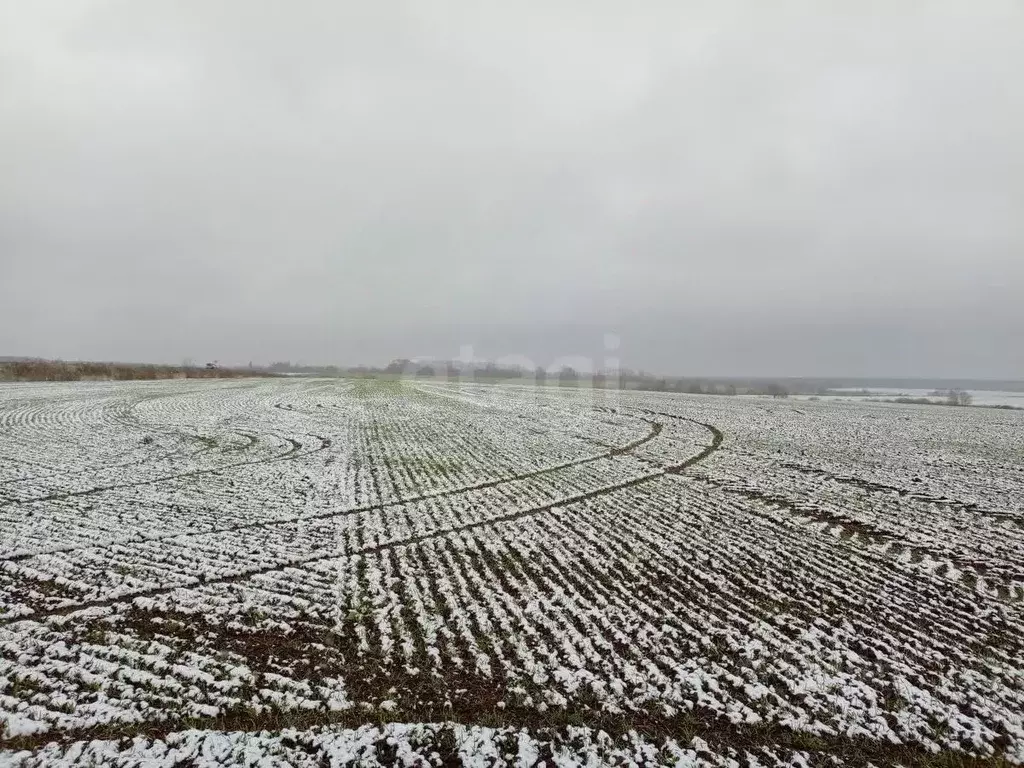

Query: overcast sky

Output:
[1, 1, 1022, 377]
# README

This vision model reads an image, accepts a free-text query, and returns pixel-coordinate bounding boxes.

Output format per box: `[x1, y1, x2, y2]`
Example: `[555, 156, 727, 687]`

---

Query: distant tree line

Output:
[0, 359, 272, 382]
[264, 359, 815, 397]
[236, 362, 991, 408]
[876, 389, 973, 407]
[0, 358, 993, 408]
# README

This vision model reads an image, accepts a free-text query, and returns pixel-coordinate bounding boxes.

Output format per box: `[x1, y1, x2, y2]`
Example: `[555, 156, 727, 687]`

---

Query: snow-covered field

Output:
[0, 378, 1022, 766]
[794, 389, 1024, 408]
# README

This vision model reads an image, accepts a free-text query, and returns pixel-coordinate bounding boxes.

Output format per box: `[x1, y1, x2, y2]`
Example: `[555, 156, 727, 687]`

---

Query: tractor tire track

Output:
[0, 387, 284, 496]
[0, 434, 326, 509]
[646, 411, 1022, 603]
[778, 461, 1024, 530]
[0, 420, 663, 565]
[693, 475, 1024, 603]
[0, 419, 724, 627]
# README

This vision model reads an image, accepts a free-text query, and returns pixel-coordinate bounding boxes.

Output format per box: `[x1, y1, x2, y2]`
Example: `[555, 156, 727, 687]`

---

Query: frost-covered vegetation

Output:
[0, 378, 1021, 766]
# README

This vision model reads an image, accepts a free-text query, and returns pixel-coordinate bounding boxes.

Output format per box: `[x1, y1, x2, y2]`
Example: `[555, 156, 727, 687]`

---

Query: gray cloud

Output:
[2, 1, 1022, 377]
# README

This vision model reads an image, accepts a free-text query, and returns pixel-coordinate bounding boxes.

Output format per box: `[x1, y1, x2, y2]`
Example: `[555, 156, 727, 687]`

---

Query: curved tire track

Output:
[0, 421, 661, 565]
[0, 434, 324, 509]
[0, 418, 724, 627]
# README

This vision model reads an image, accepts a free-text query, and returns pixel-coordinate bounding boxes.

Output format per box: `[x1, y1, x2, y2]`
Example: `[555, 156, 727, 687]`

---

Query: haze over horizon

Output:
[2, 2, 1022, 379]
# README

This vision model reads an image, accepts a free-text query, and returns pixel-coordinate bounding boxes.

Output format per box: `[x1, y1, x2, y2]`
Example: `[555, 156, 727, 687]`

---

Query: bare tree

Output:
[946, 388, 973, 407]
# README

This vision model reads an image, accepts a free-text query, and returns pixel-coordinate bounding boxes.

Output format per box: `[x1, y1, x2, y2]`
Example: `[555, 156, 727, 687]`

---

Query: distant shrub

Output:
[945, 388, 973, 407]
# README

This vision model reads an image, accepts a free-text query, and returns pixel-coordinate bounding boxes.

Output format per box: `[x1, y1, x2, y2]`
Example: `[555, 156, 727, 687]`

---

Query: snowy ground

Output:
[0, 378, 1021, 766]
